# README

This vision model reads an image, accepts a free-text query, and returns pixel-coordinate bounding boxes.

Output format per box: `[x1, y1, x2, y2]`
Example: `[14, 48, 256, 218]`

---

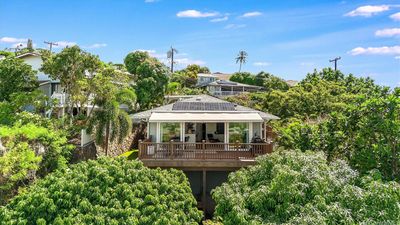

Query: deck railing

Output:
[138, 141, 273, 160]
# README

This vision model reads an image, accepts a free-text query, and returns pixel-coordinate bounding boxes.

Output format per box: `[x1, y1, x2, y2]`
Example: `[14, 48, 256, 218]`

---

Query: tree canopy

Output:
[0, 157, 203, 224]
[213, 150, 400, 224]
[124, 51, 169, 110]
[0, 57, 38, 102]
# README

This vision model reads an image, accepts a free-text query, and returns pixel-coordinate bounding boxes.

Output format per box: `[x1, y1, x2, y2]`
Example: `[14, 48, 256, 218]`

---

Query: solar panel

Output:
[172, 102, 236, 111]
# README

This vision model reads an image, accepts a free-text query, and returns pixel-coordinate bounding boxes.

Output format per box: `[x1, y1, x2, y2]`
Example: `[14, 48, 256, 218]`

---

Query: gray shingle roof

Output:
[130, 95, 279, 122]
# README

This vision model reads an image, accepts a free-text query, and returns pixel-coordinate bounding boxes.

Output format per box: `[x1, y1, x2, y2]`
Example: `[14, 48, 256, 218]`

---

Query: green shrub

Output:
[212, 150, 400, 224]
[0, 157, 203, 224]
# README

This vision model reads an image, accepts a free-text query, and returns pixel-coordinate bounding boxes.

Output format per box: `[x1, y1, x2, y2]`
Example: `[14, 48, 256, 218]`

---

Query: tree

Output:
[0, 157, 203, 224]
[124, 51, 169, 110]
[0, 57, 38, 102]
[0, 121, 73, 204]
[235, 50, 247, 72]
[40, 46, 101, 120]
[86, 67, 136, 156]
[212, 150, 400, 224]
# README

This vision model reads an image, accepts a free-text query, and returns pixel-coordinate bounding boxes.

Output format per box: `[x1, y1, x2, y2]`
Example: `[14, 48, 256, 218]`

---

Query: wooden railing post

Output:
[235, 140, 239, 160]
[202, 140, 206, 160]
[138, 140, 142, 159]
[170, 140, 174, 159]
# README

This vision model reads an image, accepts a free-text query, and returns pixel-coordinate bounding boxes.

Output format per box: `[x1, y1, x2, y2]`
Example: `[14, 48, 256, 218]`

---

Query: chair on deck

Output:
[207, 134, 221, 143]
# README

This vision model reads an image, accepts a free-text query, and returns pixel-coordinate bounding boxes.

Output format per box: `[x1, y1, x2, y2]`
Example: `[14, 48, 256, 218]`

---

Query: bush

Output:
[212, 150, 400, 224]
[0, 157, 203, 224]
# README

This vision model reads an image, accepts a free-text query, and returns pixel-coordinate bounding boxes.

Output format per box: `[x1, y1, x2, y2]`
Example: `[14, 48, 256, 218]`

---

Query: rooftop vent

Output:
[196, 97, 202, 101]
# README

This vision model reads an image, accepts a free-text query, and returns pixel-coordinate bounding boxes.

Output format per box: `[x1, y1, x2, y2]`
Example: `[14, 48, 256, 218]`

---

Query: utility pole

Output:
[329, 57, 341, 71]
[167, 46, 178, 73]
[44, 41, 58, 52]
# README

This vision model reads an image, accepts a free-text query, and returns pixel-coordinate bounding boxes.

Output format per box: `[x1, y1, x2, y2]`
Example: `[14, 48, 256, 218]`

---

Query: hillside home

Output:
[131, 95, 279, 215]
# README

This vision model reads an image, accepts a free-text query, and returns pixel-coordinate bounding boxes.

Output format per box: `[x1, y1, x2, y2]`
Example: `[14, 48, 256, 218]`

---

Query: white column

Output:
[180, 122, 185, 142]
[224, 122, 229, 143]
[248, 122, 253, 143]
[146, 122, 150, 139]
[156, 122, 161, 142]
[259, 122, 263, 138]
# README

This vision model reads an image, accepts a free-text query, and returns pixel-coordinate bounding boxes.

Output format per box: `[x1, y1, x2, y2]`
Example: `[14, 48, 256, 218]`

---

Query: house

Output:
[16, 52, 65, 114]
[197, 73, 218, 86]
[200, 80, 263, 96]
[131, 94, 279, 215]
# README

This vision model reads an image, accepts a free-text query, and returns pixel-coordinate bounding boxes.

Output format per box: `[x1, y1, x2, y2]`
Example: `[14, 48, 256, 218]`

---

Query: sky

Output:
[0, 0, 399, 87]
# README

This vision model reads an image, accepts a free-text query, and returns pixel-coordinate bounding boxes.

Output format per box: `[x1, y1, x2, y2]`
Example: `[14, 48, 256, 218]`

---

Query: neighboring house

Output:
[197, 73, 262, 97]
[200, 80, 263, 96]
[17, 52, 93, 146]
[131, 94, 279, 214]
[16, 52, 65, 113]
[197, 73, 218, 86]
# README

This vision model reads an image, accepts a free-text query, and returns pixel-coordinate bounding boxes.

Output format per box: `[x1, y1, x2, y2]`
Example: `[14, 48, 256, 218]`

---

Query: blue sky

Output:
[1, 0, 399, 86]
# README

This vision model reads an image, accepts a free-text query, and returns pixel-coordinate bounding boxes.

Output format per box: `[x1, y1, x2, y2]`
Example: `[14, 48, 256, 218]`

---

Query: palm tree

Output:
[235, 50, 248, 72]
[167, 46, 178, 73]
[87, 97, 132, 156]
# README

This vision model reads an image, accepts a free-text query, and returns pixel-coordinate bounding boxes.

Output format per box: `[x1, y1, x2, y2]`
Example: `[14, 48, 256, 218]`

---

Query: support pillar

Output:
[202, 170, 207, 212]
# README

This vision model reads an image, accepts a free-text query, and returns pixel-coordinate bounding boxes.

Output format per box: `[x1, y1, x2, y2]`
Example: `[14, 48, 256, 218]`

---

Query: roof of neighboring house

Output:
[15, 52, 41, 58]
[197, 73, 218, 78]
[286, 80, 299, 86]
[131, 94, 279, 122]
[201, 80, 263, 89]
[213, 72, 232, 81]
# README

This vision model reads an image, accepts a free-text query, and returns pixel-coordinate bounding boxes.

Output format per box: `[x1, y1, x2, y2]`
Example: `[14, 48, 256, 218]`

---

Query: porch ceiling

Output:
[148, 112, 264, 122]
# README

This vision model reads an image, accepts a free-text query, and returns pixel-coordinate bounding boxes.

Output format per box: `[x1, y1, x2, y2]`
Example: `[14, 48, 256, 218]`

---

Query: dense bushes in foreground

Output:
[212, 150, 400, 224]
[0, 157, 202, 224]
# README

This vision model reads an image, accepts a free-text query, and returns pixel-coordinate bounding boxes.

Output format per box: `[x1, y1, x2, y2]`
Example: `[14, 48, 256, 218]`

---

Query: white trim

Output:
[248, 122, 253, 142]
[156, 122, 160, 142]
[149, 112, 263, 122]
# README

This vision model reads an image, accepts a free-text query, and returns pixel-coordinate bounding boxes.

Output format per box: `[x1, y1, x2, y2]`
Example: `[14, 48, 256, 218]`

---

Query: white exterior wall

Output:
[22, 55, 50, 81]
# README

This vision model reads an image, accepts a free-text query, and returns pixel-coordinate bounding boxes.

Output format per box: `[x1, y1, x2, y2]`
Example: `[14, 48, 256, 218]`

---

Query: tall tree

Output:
[87, 67, 136, 155]
[40, 46, 101, 120]
[235, 50, 247, 72]
[0, 57, 38, 102]
[124, 51, 169, 110]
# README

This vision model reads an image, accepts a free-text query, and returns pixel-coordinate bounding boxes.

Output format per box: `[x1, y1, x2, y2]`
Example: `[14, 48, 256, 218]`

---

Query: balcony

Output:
[138, 141, 273, 169]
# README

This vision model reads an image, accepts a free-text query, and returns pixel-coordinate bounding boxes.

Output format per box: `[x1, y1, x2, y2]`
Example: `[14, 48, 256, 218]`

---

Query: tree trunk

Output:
[239, 63, 242, 72]
[105, 123, 110, 156]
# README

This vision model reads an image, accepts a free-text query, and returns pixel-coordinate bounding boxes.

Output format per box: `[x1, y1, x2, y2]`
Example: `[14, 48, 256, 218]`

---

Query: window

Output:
[160, 123, 181, 142]
[229, 123, 248, 143]
[216, 123, 224, 134]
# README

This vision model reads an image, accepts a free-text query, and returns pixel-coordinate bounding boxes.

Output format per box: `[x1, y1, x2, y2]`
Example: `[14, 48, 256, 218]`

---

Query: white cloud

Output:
[54, 41, 77, 48]
[224, 24, 246, 29]
[390, 12, 400, 21]
[253, 62, 270, 66]
[144, 0, 158, 3]
[210, 16, 228, 22]
[84, 43, 107, 49]
[345, 5, 390, 17]
[0, 37, 27, 43]
[176, 10, 219, 18]
[175, 58, 205, 65]
[395, 56, 400, 59]
[240, 11, 263, 18]
[348, 46, 400, 55]
[375, 28, 400, 37]
[11, 42, 37, 48]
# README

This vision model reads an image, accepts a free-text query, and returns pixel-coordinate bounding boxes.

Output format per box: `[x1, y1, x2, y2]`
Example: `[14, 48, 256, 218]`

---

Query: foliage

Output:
[86, 68, 135, 155]
[0, 122, 74, 204]
[0, 157, 203, 224]
[124, 51, 169, 110]
[229, 71, 289, 91]
[171, 64, 210, 88]
[212, 150, 400, 224]
[0, 57, 38, 102]
[40, 46, 102, 119]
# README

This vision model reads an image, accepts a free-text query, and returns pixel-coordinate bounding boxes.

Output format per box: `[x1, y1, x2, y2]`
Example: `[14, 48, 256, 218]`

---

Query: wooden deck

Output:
[138, 141, 273, 169]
